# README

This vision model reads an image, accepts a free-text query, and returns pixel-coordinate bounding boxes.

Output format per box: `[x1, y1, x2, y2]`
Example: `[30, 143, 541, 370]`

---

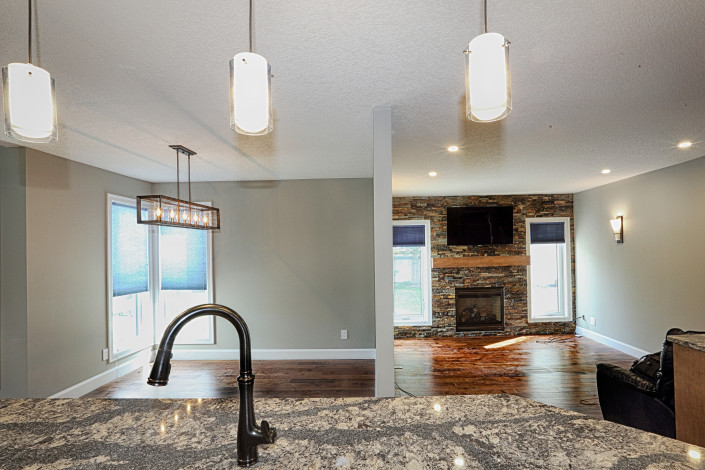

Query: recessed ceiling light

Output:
[428, 171, 437, 177]
[678, 141, 693, 149]
[601, 169, 611, 174]
[447, 145, 459, 152]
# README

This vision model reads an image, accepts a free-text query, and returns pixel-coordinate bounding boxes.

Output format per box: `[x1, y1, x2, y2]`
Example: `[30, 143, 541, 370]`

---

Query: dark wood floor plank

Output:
[393, 335, 634, 418]
[83, 335, 635, 419]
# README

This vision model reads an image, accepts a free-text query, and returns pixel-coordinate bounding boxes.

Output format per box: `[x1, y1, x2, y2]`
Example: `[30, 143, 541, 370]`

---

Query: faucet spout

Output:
[147, 304, 276, 467]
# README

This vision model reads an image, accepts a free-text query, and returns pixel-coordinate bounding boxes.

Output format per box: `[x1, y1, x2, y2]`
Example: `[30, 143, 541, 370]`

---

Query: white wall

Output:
[372, 106, 394, 397]
[574, 156, 705, 353]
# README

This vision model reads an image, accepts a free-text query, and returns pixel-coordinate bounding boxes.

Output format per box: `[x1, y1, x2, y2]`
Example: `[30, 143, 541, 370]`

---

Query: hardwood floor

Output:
[84, 359, 376, 399]
[394, 335, 635, 418]
[84, 335, 636, 419]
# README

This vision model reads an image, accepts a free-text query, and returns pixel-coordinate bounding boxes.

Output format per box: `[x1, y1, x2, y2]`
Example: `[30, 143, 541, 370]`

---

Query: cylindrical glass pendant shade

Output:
[2, 63, 58, 143]
[465, 32, 511, 122]
[230, 52, 272, 135]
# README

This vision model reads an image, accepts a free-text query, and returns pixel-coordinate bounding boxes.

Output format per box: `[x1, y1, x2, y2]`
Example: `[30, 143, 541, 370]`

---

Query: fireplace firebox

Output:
[455, 287, 505, 332]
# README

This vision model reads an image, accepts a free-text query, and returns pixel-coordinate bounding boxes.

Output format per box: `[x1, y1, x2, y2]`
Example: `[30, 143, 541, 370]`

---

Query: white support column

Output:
[373, 106, 395, 397]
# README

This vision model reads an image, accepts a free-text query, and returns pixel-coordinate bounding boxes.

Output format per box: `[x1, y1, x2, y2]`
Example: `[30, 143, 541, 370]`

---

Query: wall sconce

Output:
[610, 216, 623, 243]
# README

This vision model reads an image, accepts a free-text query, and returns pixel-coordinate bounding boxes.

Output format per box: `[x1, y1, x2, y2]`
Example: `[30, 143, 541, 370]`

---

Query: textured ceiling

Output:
[1, 1, 704, 195]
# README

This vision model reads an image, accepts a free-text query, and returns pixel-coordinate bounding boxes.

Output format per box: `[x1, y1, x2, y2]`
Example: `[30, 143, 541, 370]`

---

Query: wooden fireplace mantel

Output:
[433, 256, 530, 268]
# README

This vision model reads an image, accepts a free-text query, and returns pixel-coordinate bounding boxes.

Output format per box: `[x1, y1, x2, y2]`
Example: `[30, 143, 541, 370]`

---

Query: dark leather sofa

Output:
[596, 328, 704, 438]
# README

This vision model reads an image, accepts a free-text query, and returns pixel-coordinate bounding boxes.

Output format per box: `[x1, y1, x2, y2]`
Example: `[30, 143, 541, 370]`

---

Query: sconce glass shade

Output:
[230, 52, 272, 135]
[610, 216, 623, 243]
[2, 63, 58, 143]
[465, 32, 511, 122]
[137, 195, 220, 231]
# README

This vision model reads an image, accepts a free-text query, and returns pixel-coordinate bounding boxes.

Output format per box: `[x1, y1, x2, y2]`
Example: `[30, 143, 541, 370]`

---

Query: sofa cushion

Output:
[630, 352, 661, 382]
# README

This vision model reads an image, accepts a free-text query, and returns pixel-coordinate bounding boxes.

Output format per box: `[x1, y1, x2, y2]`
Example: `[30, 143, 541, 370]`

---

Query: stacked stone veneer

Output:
[393, 195, 575, 338]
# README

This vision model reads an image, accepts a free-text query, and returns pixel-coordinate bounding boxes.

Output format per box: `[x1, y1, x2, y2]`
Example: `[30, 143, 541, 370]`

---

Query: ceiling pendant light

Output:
[230, 0, 272, 135]
[464, 0, 511, 122]
[2, 0, 58, 143]
[137, 145, 221, 231]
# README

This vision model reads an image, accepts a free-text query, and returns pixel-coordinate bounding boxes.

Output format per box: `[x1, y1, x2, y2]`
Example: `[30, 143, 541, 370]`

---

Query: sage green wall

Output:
[1, 147, 374, 397]
[0, 147, 29, 397]
[574, 156, 705, 352]
[24, 148, 153, 397]
[152, 179, 376, 350]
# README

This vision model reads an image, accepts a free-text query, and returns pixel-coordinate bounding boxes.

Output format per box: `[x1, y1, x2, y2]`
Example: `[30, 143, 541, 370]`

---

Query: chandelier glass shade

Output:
[230, 52, 272, 135]
[137, 195, 220, 230]
[137, 145, 220, 231]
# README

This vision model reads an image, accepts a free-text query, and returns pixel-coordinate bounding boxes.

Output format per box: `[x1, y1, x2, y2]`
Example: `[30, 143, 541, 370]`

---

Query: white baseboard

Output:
[170, 348, 376, 361]
[575, 327, 650, 358]
[48, 349, 152, 398]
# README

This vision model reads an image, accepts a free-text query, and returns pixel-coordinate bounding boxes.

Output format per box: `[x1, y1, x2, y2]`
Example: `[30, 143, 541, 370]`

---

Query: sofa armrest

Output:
[596, 363, 675, 438]
[596, 363, 657, 395]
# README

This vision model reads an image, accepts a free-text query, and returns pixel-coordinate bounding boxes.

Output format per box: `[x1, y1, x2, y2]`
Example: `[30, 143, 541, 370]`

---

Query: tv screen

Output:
[446, 206, 514, 245]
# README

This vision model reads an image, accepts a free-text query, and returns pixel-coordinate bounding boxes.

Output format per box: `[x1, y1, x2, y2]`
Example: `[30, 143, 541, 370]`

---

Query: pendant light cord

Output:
[484, 0, 488, 33]
[28, 0, 32, 63]
[176, 148, 180, 212]
[249, 0, 253, 53]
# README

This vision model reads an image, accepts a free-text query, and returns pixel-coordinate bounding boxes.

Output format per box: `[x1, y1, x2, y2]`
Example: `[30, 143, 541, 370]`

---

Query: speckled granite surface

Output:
[0, 394, 703, 469]
[669, 334, 705, 353]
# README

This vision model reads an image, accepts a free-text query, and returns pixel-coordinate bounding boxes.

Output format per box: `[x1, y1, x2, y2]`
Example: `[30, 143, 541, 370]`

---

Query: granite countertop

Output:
[668, 334, 705, 353]
[1, 394, 703, 469]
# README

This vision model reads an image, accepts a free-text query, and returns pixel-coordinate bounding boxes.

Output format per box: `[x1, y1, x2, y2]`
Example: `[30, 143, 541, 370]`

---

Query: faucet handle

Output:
[260, 420, 277, 444]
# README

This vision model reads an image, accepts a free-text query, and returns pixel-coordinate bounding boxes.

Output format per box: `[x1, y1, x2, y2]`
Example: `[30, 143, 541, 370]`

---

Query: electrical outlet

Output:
[102, 348, 109, 361]
[340, 329, 348, 340]
[589, 316, 596, 326]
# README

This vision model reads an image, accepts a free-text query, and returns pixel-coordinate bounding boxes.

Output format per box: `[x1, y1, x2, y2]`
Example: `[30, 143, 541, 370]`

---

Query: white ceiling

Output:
[1, 0, 704, 196]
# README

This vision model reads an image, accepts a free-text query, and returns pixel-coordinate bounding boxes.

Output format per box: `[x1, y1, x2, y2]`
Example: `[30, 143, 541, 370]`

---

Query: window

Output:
[107, 194, 214, 362]
[526, 217, 572, 322]
[107, 195, 153, 361]
[393, 220, 432, 326]
[156, 225, 213, 344]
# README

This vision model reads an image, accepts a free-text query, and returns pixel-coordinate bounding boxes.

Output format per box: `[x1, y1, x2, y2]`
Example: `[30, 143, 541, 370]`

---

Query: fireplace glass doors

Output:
[455, 287, 505, 332]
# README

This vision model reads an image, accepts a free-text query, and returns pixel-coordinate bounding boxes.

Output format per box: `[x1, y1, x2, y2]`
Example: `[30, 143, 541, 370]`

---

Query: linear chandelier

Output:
[2, 0, 58, 143]
[137, 145, 221, 231]
[464, 0, 511, 122]
[230, 0, 272, 135]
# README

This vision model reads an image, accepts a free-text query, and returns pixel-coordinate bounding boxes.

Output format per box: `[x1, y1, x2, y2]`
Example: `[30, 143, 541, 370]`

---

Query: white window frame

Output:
[106, 193, 155, 362]
[107, 195, 216, 363]
[526, 217, 573, 323]
[393, 219, 432, 327]
[153, 206, 215, 345]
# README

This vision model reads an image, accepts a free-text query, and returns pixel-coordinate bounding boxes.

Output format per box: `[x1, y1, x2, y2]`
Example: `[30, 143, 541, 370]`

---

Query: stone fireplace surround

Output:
[393, 194, 576, 339]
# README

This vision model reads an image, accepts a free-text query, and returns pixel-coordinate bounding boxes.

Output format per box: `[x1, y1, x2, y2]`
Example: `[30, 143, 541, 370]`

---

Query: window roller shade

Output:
[393, 225, 426, 247]
[530, 222, 566, 244]
[112, 202, 149, 297]
[160, 226, 208, 291]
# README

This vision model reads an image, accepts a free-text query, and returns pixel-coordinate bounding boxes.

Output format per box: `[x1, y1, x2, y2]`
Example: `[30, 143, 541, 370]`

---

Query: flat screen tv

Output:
[446, 206, 514, 245]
